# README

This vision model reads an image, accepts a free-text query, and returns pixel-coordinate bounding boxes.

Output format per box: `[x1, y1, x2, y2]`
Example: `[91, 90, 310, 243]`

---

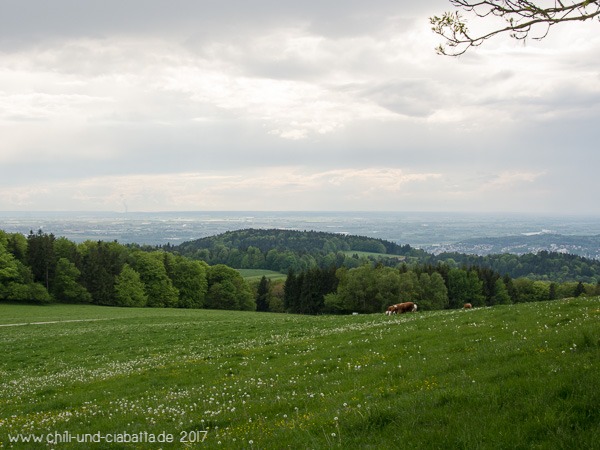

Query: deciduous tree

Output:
[205, 264, 254, 310]
[114, 264, 148, 307]
[170, 257, 208, 308]
[1, 242, 50, 303]
[491, 278, 512, 305]
[53, 258, 92, 303]
[131, 251, 179, 308]
[418, 272, 450, 310]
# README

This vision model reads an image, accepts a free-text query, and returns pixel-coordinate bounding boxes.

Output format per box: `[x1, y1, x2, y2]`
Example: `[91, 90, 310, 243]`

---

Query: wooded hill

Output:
[169, 228, 600, 283]
[170, 228, 425, 271]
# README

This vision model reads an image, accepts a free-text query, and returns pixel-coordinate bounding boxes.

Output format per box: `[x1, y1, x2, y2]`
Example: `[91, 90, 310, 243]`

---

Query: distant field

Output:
[0, 299, 598, 449]
[342, 250, 405, 261]
[237, 269, 287, 282]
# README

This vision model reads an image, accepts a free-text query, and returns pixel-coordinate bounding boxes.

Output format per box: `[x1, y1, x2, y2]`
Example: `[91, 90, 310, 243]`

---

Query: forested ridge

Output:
[170, 228, 600, 283]
[171, 228, 424, 270]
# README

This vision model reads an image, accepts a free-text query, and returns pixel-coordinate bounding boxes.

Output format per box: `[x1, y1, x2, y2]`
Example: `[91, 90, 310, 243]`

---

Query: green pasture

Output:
[237, 269, 287, 282]
[0, 299, 598, 449]
[342, 250, 405, 261]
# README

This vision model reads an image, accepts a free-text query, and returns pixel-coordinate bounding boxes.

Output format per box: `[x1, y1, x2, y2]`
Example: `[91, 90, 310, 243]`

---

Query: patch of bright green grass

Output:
[237, 269, 286, 282]
[0, 299, 598, 449]
[342, 250, 405, 261]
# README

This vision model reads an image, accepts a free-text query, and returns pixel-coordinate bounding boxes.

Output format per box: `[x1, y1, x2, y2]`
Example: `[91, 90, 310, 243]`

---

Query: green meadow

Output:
[236, 270, 287, 283]
[0, 299, 598, 449]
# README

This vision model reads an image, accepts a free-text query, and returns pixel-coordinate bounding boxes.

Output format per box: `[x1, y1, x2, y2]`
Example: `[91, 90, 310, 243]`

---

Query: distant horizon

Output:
[2, 210, 600, 253]
[2, 210, 600, 217]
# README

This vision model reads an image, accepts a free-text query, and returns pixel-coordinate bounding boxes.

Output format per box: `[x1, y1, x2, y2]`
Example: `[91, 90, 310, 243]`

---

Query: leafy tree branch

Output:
[431, 0, 600, 55]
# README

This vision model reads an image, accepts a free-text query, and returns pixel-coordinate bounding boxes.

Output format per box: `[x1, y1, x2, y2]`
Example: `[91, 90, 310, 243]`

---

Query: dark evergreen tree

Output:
[284, 269, 300, 312]
[80, 241, 128, 305]
[503, 274, 517, 303]
[256, 275, 270, 312]
[475, 266, 500, 305]
[288, 266, 338, 314]
[299, 270, 321, 314]
[27, 230, 56, 290]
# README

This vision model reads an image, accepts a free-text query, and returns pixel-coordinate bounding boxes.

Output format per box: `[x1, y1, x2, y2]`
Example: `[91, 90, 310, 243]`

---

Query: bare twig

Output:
[431, 0, 600, 55]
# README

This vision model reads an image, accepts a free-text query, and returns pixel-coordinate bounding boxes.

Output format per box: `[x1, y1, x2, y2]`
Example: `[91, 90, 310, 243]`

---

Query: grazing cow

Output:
[463, 303, 472, 309]
[386, 302, 417, 315]
[397, 302, 417, 313]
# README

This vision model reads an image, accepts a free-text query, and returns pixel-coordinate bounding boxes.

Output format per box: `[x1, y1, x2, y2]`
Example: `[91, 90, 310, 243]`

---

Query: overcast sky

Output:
[1, 1, 598, 214]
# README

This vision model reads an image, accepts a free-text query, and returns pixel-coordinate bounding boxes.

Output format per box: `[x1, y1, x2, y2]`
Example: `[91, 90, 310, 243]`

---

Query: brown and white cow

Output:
[463, 303, 473, 309]
[397, 302, 417, 313]
[385, 302, 417, 315]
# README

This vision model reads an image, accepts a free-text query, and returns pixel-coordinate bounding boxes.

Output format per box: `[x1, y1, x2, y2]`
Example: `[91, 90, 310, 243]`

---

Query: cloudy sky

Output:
[1, 1, 598, 214]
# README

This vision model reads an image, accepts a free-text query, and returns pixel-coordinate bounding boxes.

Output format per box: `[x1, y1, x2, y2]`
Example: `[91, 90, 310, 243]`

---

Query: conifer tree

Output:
[27, 230, 56, 290]
[256, 275, 270, 312]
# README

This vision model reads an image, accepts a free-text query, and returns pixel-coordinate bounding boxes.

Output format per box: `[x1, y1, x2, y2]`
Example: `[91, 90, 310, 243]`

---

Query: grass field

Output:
[341, 251, 406, 261]
[0, 299, 599, 449]
[236, 269, 287, 282]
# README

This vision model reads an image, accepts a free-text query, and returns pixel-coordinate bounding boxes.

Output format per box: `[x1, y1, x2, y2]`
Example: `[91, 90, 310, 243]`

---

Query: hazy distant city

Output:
[1, 211, 599, 259]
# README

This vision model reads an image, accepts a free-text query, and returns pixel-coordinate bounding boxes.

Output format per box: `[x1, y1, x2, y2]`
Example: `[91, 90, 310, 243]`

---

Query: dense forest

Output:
[170, 228, 600, 283]
[170, 228, 425, 272]
[0, 229, 253, 310]
[2, 228, 599, 315]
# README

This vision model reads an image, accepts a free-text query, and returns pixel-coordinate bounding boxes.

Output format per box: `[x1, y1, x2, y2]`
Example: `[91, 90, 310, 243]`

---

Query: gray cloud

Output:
[359, 79, 442, 117]
[0, 1, 598, 213]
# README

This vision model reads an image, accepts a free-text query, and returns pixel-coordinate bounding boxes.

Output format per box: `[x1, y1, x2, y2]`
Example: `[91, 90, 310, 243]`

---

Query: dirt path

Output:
[0, 318, 109, 327]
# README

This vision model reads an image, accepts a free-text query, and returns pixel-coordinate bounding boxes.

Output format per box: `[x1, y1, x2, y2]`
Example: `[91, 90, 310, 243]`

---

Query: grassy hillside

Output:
[1, 299, 599, 449]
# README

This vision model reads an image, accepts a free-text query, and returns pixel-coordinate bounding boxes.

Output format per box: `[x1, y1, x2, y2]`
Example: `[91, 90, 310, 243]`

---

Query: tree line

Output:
[3, 228, 598, 315]
[279, 262, 600, 315]
[0, 230, 254, 310]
